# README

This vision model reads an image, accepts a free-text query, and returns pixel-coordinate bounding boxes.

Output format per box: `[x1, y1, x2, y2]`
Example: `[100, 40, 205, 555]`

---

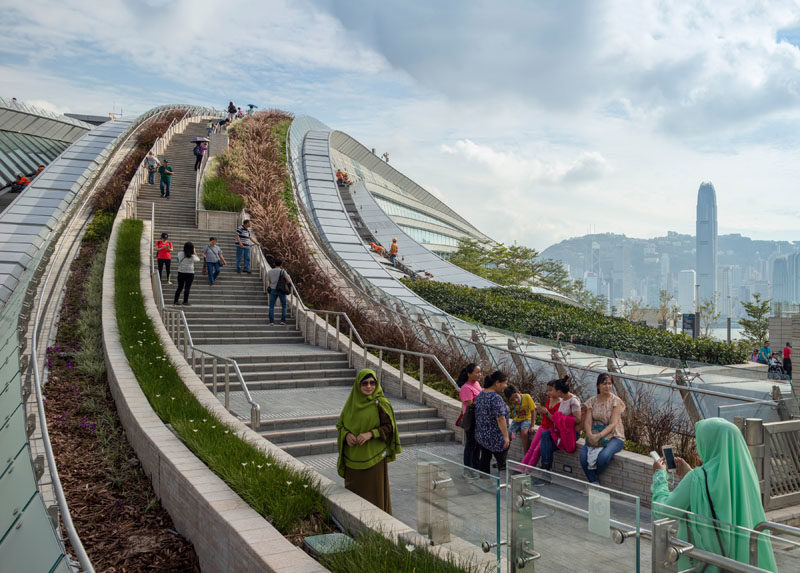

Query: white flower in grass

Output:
[202, 419, 207, 423]
[171, 397, 176, 401]
[405, 544, 415, 552]
[193, 429, 198, 433]
[189, 419, 194, 423]
[303, 485, 308, 489]
[257, 465, 263, 469]
[155, 394, 160, 398]
[211, 425, 216, 429]
[286, 481, 292, 485]
[159, 376, 163, 379]
[266, 463, 272, 467]
[224, 430, 229, 434]
[241, 463, 248, 467]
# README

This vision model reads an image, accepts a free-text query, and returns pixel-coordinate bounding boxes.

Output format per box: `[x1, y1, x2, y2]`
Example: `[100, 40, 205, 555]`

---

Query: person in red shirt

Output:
[520, 378, 561, 470]
[35, 164, 45, 177]
[155, 232, 173, 284]
[336, 169, 345, 185]
[10, 173, 30, 192]
[784, 342, 792, 379]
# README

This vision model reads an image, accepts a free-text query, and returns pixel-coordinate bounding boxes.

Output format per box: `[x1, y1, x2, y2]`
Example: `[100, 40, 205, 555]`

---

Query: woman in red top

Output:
[155, 232, 173, 284]
[520, 379, 561, 468]
[784, 342, 792, 379]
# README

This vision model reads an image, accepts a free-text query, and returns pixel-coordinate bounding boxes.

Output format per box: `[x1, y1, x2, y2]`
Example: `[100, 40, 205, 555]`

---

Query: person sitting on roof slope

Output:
[336, 169, 345, 185]
[342, 171, 351, 184]
[34, 164, 45, 178]
[10, 173, 30, 193]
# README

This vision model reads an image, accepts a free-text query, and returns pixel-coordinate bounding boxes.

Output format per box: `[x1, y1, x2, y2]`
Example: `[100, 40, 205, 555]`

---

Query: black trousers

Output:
[463, 426, 480, 469]
[158, 258, 171, 281]
[784, 358, 792, 378]
[194, 155, 202, 170]
[174, 272, 194, 304]
[475, 444, 507, 475]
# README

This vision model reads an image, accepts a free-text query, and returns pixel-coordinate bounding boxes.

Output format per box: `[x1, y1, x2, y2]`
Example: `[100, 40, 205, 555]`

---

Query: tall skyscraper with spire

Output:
[696, 182, 718, 304]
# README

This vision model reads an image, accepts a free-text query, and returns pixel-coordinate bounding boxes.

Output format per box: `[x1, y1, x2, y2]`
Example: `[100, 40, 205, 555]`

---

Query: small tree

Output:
[657, 289, 674, 329]
[619, 297, 645, 323]
[697, 296, 721, 338]
[669, 303, 682, 334]
[740, 293, 771, 346]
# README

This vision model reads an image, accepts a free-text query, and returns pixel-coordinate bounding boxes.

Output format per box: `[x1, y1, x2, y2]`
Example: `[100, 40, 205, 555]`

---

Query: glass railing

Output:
[508, 461, 641, 572]
[651, 503, 800, 571]
[415, 451, 503, 571]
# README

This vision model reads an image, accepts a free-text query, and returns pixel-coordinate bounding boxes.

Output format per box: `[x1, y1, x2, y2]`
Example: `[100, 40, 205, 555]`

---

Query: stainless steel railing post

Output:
[212, 357, 218, 396]
[225, 363, 231, 410]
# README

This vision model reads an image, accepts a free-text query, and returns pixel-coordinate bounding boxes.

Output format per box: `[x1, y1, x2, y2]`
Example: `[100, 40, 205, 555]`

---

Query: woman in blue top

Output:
[474, 370, 510, 474]
[757, 341, 771, 365]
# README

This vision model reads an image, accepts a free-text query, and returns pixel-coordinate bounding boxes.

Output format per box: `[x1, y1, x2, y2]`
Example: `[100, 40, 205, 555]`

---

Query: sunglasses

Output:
[360, 379, 377, 387]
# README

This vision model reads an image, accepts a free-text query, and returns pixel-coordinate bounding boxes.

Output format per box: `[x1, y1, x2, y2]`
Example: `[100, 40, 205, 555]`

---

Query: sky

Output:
[3, 0, 800, 250]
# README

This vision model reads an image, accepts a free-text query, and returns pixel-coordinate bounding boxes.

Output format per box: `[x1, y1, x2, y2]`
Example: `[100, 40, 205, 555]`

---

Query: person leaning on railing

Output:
[651, 418, 777, 572]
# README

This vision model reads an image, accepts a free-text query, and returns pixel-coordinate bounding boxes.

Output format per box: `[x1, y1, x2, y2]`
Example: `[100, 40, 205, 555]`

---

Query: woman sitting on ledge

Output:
[336, 369, 401, 514]
[580, 373, 625, 484]
[651, 418, 776, 572]
[538, 376, 581, 471]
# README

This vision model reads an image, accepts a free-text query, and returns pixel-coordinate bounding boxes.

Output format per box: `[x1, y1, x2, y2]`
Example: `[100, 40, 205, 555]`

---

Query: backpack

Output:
[275, 270, 290, 295]
[193, 145, 203, 157]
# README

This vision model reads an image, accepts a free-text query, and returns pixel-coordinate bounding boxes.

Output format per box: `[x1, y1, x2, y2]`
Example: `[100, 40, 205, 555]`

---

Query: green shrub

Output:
[403, 281, 749, 365]
[202, 175, 244, 212]
[84, 210, 115, 243]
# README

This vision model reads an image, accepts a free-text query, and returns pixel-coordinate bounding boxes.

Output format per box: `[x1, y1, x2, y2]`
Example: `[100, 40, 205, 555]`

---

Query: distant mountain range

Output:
[541, 231, 799, 311]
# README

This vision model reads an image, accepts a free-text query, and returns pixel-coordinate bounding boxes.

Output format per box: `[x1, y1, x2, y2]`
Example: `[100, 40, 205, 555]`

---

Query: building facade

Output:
[696, 181, 718, 304]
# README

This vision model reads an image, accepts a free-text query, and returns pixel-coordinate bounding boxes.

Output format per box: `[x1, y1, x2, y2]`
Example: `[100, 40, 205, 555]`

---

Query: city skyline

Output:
[3, 2, 800, 249]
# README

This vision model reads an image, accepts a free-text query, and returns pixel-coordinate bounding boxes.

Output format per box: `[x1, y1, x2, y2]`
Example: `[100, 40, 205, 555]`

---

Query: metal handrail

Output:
[161, 307, 261, 430]
[750, 520, 800, 566]
[25, 110, 168, 572]
[247, 239, 459, 395]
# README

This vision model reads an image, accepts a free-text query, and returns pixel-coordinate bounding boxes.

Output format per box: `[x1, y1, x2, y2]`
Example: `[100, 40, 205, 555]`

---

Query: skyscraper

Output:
[696, 182, 718, 304]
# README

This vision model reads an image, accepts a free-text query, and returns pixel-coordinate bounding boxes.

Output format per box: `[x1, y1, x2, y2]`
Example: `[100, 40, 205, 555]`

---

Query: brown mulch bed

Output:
[44, 240, 199, 572]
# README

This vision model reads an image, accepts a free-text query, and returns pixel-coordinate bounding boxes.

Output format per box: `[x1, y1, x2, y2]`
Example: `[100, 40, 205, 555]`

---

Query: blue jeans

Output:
[269, 290, 287, 322]
[160, 178, 171, 197]
[148, 169, 156, 184]
[236, 245, 250, 271]
[539, 430, 555, 469]
[206, 261, 221, 284]
[580, 437, 624, 483]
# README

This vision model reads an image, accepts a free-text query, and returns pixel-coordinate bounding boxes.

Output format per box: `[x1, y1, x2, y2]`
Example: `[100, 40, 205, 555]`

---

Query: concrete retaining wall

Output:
[197, 208, 240, 231]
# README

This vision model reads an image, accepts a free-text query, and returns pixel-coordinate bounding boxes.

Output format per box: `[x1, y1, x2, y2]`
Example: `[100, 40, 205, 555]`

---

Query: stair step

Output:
[257, 408, 439, 431]
[204, 376, 353, 391]
[230, 353, 349, 364]
[232, 359, 350, 373]
[262, 418, 447, 444]
[200, 367, 356, 382]
[277, 429, 455, 457]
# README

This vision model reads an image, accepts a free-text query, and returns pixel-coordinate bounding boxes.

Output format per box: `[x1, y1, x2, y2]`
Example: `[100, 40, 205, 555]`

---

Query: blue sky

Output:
[3, 0, 800, 249]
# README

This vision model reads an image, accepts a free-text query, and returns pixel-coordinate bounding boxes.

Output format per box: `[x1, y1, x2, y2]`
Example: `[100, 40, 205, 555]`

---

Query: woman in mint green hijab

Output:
[336, 369, 401, 514]
[651, 417, 776, 571]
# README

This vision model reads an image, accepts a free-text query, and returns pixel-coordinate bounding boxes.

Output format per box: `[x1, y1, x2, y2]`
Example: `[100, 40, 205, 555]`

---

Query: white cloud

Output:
[440, 139, 610, 185]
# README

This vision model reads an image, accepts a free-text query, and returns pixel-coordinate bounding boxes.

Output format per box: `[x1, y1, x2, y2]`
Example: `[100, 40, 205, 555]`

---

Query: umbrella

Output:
[191, 137, 210, 143]
[247, 104, 258, 109]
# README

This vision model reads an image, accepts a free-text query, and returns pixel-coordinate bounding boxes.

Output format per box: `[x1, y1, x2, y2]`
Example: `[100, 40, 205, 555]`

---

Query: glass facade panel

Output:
[398, 225, 459, 247]
[373, 195, 458, 231]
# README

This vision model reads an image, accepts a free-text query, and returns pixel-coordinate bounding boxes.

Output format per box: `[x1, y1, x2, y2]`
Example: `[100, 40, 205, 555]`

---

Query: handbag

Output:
[456, 403, 475, 432]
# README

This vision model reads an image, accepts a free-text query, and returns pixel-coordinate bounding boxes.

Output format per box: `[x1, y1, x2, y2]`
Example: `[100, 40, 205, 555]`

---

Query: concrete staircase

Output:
[142, 121, 455, 465]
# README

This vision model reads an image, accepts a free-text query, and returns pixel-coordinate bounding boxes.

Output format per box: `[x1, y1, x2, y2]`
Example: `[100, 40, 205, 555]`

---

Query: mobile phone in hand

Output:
[662, 445, 676, 472]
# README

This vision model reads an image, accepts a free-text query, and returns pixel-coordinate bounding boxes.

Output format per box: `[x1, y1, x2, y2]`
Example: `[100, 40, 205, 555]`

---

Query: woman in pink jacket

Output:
[457, 363, 482, 470]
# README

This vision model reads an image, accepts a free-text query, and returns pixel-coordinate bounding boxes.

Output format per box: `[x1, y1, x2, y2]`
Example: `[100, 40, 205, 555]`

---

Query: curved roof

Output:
[0, 97, 93, 189]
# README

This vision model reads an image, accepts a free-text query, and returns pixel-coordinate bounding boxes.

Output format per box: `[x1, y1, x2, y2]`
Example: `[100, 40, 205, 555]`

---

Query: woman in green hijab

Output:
[336, 369, 401, 514]
[651, 417, 776, 571]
